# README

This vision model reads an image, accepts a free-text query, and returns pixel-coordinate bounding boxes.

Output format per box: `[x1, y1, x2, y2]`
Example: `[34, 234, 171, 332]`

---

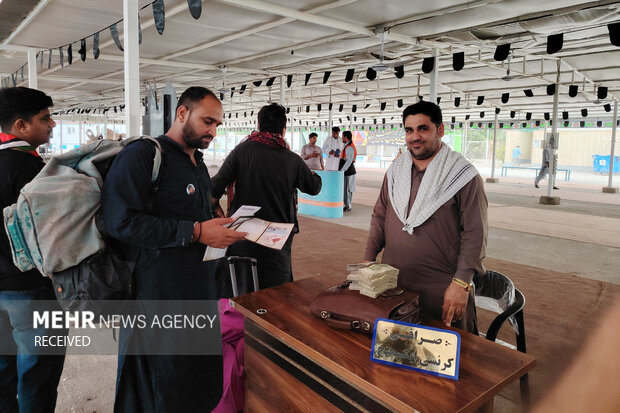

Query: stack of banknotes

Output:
[347, 262, 399, 298]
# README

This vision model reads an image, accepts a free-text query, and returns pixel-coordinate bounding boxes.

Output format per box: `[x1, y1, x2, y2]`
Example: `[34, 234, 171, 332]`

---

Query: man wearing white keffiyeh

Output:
[364, 101, 488, 334]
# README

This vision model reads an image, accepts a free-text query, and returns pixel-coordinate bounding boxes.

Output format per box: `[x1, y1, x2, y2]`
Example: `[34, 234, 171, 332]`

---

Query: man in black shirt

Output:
[212, 103, 322, 294]
[0, 87, 65, 413]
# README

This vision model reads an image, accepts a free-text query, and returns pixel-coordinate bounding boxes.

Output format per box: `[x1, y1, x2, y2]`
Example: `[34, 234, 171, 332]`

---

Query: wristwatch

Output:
[451, 277, 474, 292]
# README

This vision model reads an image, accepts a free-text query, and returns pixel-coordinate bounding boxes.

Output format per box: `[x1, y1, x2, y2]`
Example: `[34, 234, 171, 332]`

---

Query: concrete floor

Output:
[55, 165, 620, 412]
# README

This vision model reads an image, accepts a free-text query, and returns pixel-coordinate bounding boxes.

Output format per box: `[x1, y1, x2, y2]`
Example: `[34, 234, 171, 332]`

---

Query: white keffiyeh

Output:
[387, 143, 479, 235]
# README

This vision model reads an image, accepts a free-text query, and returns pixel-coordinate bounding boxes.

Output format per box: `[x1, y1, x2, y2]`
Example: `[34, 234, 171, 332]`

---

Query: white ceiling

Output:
[1, 0, 620, 127]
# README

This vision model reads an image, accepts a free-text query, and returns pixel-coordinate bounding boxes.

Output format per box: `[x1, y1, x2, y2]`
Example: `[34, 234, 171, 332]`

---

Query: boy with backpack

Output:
[0, 87, 66, 413]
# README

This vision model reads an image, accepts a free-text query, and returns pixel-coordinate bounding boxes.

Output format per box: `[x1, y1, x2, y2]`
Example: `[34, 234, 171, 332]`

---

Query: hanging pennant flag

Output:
[339, 104, 344, 112]
[454, 97, 461, 107]
[451, 116, 456, 123]
[67, 44, 73, 65]
[11, 73, 16, 86]
[286, 74, 293, 87]
[352, 104, 357, 113]
[597, 120, 603, 127]
[478, 122, 482, 128]
[526, 112, 532, 120]
[303, 73, 311, 86]
[562, 111, 569, 120]
[495, 108, 500, 114]
[608, 22, 620, 46]
[59, 46, 64, 67]
[436, 97, 441, 104]
[230, 87, 235, 98]
[510, 111, 516, 118]
[253, 80, 262, 87]
[380, 102, 386, 111]
[78, 39, 86, 62]
[544, 112, 550, 120]
[365, 103, 371, 109]
[580, 121, 585, 127]
[476, 96, 484, 105]
[397, 99, 403, 108]
[568, 84, 578, 97]
[366, 67, 376, 80]
[110, 24, 124, 51]
[547, 33, 563, 54]
[604, 103, 612, 112]
[598, 86, 608, 99]
[138, 18, 142, 45]
[494, 44, 511, 61]
[453, 52, 465, 70]
[480, 111, 485, 118]
[523, 122, 528, 128]
[306, 106, 310, 113]
[345, 68, 355, 82]
[153, 0, 165, 35]
[93, 33, 100, 59]
[239, 84, 246, 94]
[546, 84, 555, 95]
[524, 89, 534, 97]
[187, 0, 202, 19]
[501, 93, 509, 103]
[323, 71, 331, 84]
[39, 51, 44, 69]
[219, 93, 224, 101]
[499, 123, 504, 128]
[536, 120, 541, 126]
[328, 103, 333, 111]
[48, 49, 52, 69]
[394, 65, 404, 78]
[421, 57, 434, 73]
[317, 104, 321, 112]
[581, 109, 588, 117]
[266, 77, 276, 87]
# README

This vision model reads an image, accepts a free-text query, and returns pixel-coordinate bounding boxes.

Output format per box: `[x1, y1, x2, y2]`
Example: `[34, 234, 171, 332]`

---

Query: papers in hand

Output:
[202, 205, 294, 261]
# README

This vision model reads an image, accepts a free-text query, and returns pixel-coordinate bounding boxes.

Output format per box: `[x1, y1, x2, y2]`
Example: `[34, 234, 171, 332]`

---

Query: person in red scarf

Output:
[212, 103, 322, 295]
[0, 87, 66, 413]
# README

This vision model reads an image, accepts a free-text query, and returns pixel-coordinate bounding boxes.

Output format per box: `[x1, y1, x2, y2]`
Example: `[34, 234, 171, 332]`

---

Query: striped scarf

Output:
[0, 133, 40, 157]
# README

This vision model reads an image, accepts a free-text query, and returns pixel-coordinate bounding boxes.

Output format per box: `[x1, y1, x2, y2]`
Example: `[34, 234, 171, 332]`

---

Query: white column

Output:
[429, 48, 439, 103]
[490, 112, 498, 179]
[546, 66, 560, 198]
[27, 48, 38, 89]
[605, 100, 618, 190]
[280, 75, 285, 106]
[123, 0, 140, 137]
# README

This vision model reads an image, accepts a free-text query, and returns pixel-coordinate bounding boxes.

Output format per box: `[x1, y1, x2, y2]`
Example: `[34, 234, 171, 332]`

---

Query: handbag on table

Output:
[310, 281, 420, 334]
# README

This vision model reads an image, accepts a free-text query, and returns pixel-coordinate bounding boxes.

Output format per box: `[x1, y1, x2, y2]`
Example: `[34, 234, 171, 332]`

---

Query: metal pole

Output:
[123, 0, 140, 137]
[490, 111, 498, 179]
[59, 119, 63, 154]
[27, 48, 37, 89]
[280, 75, 285, 106]
[605, 100, 618, 191]
[547, 61, 561, 198]
[429, 48, 439, 103]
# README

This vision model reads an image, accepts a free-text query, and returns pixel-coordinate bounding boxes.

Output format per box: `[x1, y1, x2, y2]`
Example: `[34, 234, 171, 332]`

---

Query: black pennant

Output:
[581, 109, 588, 117]
[422, 57, 434, 73]
[501, 93, 509, 103]
[345, 68, 355, 82]
[380, 102, 386, 111]
[48, 49, 52, 69]
[352, 104, 357, 113]
[138, 19, 142, 45]
[394, 65, 404, 79]
[562, 111, 569, 120]
[306, 106, 310, 113]
[477, 96, 484, 105]
[110, 24, 123, 51]
[598, 86, 608, 100]
[39, 51, 44, 69]
[480, 111, 485, 118]
[364, 104, 370, 109]
[544, 112, 550, 120]
[526, 112, 532, 120]
[510, 110, 516, 118]
[286, 74, 293, 87]
[366, 67, 376, 80]
[580, 121, 585, 127]
[536, 120, 541, 126]
[451, 116, 456, 123]
[547, 84, 556, 95]
[604, 103, 612, 112]
[494, 44, 511, 61]
[454, 97, 461, 107]
[67, 44, 73, 65]
[436, 97, 441, 104]
[547, 33, 563, 54]
[93, 33, 100, 59]
[187, 0, 202, 19]
[239, 84, 246, 94]
[78, 39, 86, 62]
[569, 84, 578, 97]
[608, 22, 620, 46]
[266, 77, 276, 87]
[328, 103, 333, 111]
[453, 52, 465, 70]
[317, 104, 321, 112]
[597, 120, 603, 127]
[495, 108, 500, 114]
[304, 73, 311, 86]
[323, 71, 331, 84]
[153, 0, 165, 35]
[524, 89, 534, 97]
[253, 80, 262, 87]
[59, 47, 64, 67]
[338, 104, 343, 112]
[397, 99, 403, 108]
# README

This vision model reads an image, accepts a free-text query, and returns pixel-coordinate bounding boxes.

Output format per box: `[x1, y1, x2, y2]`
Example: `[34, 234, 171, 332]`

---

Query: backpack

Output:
[2, 136, 162, 313]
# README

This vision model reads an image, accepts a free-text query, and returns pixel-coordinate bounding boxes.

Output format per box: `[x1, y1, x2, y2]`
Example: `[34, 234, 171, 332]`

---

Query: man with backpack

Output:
[102, 86, 247, 412]
[0, 87, 66, 413]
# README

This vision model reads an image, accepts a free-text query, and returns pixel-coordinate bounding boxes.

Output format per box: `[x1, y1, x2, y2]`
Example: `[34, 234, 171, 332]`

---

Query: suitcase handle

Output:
[226, 256, 259, 297]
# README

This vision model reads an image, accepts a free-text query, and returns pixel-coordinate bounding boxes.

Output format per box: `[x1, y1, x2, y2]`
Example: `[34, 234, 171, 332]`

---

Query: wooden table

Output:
[232, 274, 536, 412]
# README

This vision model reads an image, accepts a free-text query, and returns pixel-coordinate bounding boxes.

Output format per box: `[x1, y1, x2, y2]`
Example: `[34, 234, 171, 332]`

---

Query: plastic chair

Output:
[473, 270, 529, 405]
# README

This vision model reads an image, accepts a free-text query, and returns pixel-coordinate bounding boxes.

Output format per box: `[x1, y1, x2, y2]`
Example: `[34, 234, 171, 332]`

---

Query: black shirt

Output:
[0, 149, 52, 291]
